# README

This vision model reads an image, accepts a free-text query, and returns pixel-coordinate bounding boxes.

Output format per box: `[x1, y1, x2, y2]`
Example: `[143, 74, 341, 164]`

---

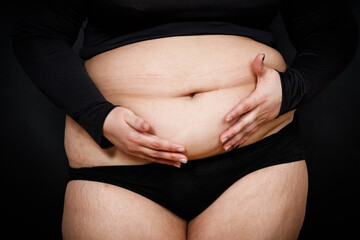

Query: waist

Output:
[65, 35, 293, 167]
[83, 35, 285, 98]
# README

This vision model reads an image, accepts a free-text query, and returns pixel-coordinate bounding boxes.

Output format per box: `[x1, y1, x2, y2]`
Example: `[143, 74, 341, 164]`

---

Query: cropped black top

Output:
[11, 0, 358, 148]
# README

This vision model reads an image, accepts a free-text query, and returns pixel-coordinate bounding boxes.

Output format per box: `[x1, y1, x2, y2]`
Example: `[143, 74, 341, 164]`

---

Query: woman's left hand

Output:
[219, 53, 283, 151]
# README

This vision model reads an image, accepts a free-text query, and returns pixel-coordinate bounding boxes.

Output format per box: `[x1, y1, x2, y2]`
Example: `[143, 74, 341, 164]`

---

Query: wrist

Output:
[101, 104, 122, 148]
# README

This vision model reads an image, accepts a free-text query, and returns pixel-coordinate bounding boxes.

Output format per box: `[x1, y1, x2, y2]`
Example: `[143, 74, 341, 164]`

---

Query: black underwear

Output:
[68, 117, 306, 221]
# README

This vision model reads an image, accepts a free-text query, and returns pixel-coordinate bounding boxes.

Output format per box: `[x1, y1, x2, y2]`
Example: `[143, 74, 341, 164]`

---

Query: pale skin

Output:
[221, 53, 284, 149]
[102, 54, 283, 164]
[62, 35, 307, 239]
[63, 161, 307, 239]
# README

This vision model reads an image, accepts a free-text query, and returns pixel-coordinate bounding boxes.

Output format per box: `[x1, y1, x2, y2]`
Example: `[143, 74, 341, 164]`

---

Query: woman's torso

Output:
[64, 35, 294, 168]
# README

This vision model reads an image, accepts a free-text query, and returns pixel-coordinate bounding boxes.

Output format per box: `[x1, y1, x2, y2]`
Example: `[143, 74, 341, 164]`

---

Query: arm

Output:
[220, 0, 358, 150]
[11, 0, 188, 166]
[278, 0, 359, 115]
[11, 0, 116, 148]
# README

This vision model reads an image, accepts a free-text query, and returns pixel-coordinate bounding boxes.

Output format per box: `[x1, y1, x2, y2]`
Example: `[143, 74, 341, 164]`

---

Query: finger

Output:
[232, 122, 260, 149]
[252, 53, 266, 77]
[225, 94, 259, 123]
[143, 155, 182, 167]
[222, 112, 258, 150]
[221, 107, 259, 143]
[234, 135, 250, 149]
[139, 132, 186, 153]
[130, 152, 182, 168]
[138, 145, 188, 163]
[125, 128, 187, 161]
[124, 112, 150, 132]
[126, 129, 186, 154]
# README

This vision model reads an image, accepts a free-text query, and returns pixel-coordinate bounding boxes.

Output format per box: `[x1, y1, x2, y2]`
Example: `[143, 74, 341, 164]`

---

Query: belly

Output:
[65, 35, 294, 167]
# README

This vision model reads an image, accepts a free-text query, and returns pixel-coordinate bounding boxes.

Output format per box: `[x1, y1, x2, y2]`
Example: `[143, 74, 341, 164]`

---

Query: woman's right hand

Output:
[103, 106, 187, 167]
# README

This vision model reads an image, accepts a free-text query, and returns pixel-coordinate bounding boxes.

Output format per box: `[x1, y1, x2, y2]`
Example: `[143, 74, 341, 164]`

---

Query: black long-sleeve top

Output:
[11, 0, 358, 148]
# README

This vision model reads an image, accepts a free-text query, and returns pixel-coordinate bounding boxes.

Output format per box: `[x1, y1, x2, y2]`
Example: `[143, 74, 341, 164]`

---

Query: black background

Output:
[2, 1, 359, 239]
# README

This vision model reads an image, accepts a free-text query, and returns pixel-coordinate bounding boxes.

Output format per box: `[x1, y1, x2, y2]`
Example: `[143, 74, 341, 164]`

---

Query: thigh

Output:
[62, 180, 187, 240]
[188, 160, 308, 240]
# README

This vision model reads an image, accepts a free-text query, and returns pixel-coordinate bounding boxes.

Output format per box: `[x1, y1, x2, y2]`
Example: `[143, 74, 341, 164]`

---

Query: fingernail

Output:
[176, 147, 185, 152]
[179, 158, 187, 164]
[224, 145, 231, 151]
[174, 162, 181, 168]
[221, 137, 228, 143]
[226, 116, 233, 122]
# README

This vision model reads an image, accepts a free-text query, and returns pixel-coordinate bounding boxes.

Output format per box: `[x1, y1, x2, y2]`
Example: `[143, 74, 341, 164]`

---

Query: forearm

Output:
[11, 0, 116, 148]
[278, 0, 359, 115]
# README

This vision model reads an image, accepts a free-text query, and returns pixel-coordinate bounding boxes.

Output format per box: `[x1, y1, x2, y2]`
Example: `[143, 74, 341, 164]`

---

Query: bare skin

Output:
[62, 161, 307, 240]
[62, 35, 307, 239]
[187, 161, 308, 240]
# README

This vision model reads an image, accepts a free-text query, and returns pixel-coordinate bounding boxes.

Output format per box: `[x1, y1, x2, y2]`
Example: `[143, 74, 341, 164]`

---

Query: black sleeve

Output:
[11, 0, 116, 148]
[278, 0, 359, 116]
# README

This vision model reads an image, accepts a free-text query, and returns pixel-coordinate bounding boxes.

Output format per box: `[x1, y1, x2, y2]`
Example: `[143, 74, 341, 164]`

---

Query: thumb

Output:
[252, 53, 266, 77]
[124, 111, 150, 132]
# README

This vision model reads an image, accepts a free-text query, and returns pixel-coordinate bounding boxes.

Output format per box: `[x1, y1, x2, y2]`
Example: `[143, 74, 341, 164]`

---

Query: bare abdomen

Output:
[64, 35, 294, 167]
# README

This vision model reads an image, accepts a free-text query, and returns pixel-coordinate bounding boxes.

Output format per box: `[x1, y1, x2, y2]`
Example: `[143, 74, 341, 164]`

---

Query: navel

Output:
[188, 92, 197, 98]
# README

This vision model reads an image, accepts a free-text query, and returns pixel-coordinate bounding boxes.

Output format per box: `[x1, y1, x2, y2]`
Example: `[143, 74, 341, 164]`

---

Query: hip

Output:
[64, 34, 293, 167]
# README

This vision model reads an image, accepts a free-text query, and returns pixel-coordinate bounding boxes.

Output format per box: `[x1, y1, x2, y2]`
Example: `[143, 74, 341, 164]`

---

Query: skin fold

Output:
[64, 35, 294, 168]
[62, 35, 306, 240]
